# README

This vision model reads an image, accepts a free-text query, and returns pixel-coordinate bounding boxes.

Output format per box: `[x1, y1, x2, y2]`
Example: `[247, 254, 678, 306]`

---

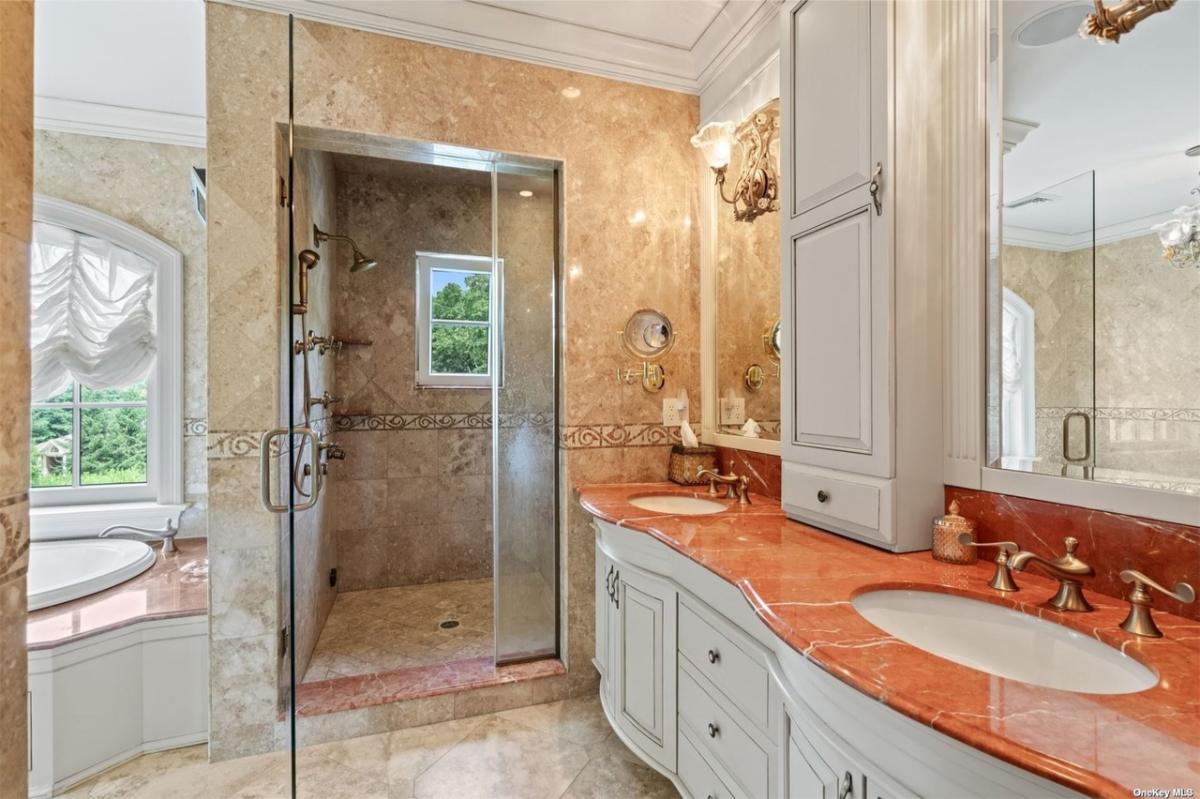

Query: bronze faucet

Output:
[1118, 570, 1196, 638]
[1009, 537, 1094, 612]
[696, 467, 750, 505]
[957, 535, 1020, 592]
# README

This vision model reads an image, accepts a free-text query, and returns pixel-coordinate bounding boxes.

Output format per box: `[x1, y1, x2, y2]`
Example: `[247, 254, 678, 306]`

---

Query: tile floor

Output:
[303, 578, 494, 683]
[60, 697, 679, 799]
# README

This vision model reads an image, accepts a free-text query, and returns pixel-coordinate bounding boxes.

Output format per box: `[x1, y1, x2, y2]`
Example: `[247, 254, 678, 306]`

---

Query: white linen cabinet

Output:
[779, 0, 944, 551]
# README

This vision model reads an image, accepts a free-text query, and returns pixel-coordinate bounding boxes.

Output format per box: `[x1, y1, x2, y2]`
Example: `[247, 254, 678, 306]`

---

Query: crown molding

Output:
[1003, 210, 1170, 252]
[219, 0, 781, 95]
[35, 96, 206, 149]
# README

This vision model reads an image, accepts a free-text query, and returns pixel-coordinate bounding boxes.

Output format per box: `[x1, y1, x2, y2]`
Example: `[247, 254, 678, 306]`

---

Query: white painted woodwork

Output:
[779, 0, 944, 552]
[678, 599, 770, 730]
[594, 538, 611, 684]
[591, 518, 1085, 799]
[612, 559, 678, 773]
[27, 615, 209, 799]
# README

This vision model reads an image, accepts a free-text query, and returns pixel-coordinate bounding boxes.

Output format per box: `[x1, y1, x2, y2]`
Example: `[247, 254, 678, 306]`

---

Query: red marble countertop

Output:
[27, 538, 208, 651]
[579, 483, 1200, 798]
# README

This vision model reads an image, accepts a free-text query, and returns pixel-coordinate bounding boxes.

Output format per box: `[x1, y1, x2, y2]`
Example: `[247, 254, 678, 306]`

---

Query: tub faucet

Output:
[100, 518, 179, 554]
[1009, 536, 1094, 612]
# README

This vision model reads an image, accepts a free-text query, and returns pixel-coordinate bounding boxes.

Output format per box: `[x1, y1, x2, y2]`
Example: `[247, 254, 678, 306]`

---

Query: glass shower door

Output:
[493, 162, 560, 663]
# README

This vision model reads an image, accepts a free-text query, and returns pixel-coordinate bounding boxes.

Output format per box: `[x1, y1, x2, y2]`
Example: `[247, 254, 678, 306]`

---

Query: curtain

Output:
[30, 221, 157, 402]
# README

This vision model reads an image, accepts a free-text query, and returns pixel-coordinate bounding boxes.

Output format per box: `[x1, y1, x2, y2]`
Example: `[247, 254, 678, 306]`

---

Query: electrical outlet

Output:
[662, 397, 688, 427]
[720, 397, 746, 426]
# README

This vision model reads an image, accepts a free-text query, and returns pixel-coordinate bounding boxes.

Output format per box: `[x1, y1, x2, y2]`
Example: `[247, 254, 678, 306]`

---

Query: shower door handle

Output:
[1061, 411, 1093, 479]
[260, 426, 323, 512]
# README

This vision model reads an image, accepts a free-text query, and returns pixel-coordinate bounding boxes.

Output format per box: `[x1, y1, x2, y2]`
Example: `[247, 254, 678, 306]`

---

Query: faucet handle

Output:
[1055, 536, 1094, 576]
[957, 536, 1019, 592]
[1118, 570, 1196, 638]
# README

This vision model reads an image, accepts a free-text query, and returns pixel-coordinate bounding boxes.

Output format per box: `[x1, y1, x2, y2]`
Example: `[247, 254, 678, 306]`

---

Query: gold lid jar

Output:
[932, 500, 977, 564]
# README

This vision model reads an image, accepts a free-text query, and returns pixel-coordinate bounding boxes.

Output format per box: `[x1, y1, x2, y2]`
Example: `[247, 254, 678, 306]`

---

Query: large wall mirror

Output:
[701, 98, 782, 453]
[986, 0, 1199, 519]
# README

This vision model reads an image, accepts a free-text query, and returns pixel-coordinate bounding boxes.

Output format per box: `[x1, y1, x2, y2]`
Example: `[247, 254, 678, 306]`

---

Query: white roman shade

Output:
[30, 220, 157, 402]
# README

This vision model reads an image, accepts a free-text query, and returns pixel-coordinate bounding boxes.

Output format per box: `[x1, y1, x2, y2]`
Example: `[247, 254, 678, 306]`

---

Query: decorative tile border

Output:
[0, 492, 29, 589]
[184, 418, 208, 436]
[332, 412, 554, 431]
[561, 422, 690, 449]
[1036, 406, 1200, 422]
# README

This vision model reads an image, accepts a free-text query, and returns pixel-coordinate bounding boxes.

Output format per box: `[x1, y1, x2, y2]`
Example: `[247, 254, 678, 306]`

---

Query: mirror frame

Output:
[698, 143, 780, 456]
[966, 0, 1199, 526]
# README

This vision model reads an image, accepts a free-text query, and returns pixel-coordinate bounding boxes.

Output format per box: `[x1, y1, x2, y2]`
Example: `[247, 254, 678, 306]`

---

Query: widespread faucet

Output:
[99, 518, 179, 554]
[1008, 536, 1095, 612]
[696, 466, 750, 505]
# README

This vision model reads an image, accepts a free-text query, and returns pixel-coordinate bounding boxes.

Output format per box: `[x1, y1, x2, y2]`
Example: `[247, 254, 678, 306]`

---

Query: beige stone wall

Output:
[32, 131, 210, 532]
[206, 3, 698, 757]
[1003, 236, 1200, 491]
[0, 2, 32, 793]
[716, 100, 781, 439]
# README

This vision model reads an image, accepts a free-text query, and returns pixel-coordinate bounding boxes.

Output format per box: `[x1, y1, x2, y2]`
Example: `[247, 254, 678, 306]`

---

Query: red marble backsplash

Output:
[947, 486, 1200, 621]
[717, 446, 782, 499]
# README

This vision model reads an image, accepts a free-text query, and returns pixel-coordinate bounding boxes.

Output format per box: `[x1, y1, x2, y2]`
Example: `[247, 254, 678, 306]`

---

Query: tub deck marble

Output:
[26, 539, 208, 650]
[579, 483, 1200, 799]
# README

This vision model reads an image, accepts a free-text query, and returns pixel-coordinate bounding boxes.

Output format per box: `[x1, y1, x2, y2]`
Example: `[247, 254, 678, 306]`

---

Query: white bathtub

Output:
[27, 539, 157, 611]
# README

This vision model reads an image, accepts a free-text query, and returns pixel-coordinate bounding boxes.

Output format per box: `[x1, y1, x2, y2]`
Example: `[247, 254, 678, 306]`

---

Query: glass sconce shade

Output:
[691, 121, 735, 170]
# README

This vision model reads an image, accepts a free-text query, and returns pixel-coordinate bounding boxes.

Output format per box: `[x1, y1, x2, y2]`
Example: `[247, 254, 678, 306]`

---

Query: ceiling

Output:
[33, 0, 776, 147]
[1001, 0, 1200, 247]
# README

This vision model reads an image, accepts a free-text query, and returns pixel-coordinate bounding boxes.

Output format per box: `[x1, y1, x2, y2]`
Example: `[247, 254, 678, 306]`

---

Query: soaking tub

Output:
[27, 538, 157, 611]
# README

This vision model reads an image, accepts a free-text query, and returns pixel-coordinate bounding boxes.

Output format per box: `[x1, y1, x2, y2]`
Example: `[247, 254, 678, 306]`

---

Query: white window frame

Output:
[415, 252, 503, 389]
[29, 196, 184, 537]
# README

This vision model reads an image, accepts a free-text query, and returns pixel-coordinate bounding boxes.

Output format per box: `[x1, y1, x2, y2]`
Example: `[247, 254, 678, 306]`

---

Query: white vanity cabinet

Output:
[778, 0, 943, 552]
[591, 518, 1084, 799]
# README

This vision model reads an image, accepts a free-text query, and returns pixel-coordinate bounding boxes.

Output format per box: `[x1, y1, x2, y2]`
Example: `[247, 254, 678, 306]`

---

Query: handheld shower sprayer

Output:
[293, 249, 320, 315]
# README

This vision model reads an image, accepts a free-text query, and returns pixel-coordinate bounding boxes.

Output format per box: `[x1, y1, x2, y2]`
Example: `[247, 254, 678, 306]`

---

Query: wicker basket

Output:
[668, 444, 718, 486]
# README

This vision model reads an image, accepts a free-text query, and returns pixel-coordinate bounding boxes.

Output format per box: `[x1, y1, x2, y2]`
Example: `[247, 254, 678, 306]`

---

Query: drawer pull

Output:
[838, 770, 854, 799]
[707, 722, 720, 738]
[707, 648, 720, 664]
[817, 489, 830, 503]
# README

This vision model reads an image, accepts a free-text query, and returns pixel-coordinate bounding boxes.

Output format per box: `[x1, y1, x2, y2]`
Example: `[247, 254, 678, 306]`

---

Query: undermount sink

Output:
[627, 495, 727, 516]
[852, 589, 1158, 695]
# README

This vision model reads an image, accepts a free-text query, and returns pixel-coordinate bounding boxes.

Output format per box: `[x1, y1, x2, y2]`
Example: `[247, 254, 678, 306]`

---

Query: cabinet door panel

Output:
[614, 563, 677, 772]
[594, 539, 611, 681]
[788, 732, 838, 799]
[787, 0, 876, 216]
[790, 206, 874, 453]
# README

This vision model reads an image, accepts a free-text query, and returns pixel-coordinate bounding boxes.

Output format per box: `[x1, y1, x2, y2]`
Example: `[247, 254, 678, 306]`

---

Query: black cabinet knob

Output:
[817, 490, 830, 503]
[707, 648, 720, 664]
[707, 722, 719, 738]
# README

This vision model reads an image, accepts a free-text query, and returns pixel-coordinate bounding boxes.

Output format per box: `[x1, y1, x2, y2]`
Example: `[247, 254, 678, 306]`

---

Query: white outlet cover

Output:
[662, 397, 688, 427]
[720, 398, 746, 426]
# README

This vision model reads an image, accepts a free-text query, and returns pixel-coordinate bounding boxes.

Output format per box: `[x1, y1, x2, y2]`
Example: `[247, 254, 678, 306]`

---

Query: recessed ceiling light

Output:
[518, 190, 534, 198]
[1015, 3, 1091, 47]
[561, 86, 581, 99]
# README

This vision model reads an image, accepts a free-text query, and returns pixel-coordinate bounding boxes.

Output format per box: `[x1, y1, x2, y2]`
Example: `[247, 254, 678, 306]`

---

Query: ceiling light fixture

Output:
[1079, 0, 1177, 44]
[1015, 3, 1092, 47]
[1151, 146, 1200, 269]
[518, 190, 533, 198]
[690, 103, 780, 222]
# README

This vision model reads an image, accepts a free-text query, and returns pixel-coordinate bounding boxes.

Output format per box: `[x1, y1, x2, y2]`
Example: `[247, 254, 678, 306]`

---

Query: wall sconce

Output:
[617, 308, 676, 392]
[1079, 0, 1177, 43]
[691, 104, 780, 222]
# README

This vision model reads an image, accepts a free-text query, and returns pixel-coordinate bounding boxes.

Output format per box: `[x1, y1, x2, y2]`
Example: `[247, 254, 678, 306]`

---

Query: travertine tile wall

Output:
[0, 2, 32, 793]
[206, 3, 699, 757]
[716, 99, 781, 440]
[33, 131, 210, 532]
[328, 162, 495, 591]
[1003, 237, 1200, 492]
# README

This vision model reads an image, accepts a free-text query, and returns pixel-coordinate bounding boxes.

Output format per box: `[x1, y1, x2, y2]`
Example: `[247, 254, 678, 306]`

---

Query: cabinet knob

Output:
[817, 490, 830, 504]
[707, 648, 720, 664]
[838, 771, 854, 799]
[707, 722, 720, 738]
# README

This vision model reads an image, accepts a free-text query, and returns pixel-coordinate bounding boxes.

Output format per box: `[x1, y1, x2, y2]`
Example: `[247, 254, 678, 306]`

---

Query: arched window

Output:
[1000, 287, 1036, 470]
[29, 196, 182, 520]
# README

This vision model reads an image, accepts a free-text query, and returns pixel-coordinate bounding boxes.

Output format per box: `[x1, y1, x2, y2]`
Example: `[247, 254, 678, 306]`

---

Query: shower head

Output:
[313, 224, 378, 273]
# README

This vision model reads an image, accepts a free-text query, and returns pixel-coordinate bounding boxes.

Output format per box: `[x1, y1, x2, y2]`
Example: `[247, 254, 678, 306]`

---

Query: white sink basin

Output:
[852, 589, 1157, 695]
[628, 495, 727, 515]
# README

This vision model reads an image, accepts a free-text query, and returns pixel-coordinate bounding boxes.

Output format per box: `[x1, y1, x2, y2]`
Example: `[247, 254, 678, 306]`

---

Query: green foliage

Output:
[29, 400, 148, 488]
[430, 271, 491, 375]
[432, 272, 490, 322]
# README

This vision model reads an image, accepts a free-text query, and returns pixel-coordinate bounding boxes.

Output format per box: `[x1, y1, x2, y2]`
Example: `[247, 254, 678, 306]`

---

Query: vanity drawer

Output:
[679, 729, 736, 799]
[782, 462, 892, 544]
[679, 667, 769, 799]
[678, 599, 769, 730]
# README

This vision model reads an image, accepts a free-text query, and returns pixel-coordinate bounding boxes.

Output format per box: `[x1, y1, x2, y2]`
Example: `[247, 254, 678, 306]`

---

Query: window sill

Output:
[30, 502, 189, 541]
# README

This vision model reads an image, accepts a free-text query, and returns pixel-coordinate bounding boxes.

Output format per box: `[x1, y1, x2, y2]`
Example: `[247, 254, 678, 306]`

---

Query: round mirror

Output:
[621, 308, 675, 361]
[764, 319, 782, 364]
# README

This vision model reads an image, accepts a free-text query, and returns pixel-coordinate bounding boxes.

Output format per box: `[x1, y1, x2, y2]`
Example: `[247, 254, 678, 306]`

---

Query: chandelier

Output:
[1151, 146, 1200, 269]
[1079, 0, 1177, 44]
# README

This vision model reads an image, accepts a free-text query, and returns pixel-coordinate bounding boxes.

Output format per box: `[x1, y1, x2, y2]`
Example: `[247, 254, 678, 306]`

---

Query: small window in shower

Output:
[416, 252, 503, 388]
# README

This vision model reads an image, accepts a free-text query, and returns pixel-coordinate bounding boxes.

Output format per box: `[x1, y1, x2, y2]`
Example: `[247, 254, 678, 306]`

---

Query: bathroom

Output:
[0, 0, 1196, 797]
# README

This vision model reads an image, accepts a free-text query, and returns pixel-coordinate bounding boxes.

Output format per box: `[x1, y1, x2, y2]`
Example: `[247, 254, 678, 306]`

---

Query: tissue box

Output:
[668, 445, 718, 485]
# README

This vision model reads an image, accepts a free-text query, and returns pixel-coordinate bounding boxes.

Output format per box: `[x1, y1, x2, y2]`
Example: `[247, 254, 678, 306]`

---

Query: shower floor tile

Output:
[302, 577, 494, 683]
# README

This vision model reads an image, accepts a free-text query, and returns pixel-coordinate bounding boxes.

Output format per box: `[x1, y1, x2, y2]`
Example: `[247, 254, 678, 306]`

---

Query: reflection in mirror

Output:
[988, 0, 1199, 496]
[716, 99, 781, 441]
